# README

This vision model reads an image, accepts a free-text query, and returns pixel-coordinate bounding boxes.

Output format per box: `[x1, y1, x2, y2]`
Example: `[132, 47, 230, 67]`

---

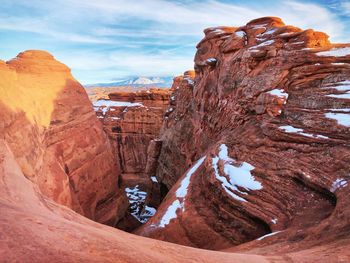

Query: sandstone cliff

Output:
[0, 50, 127, 225]
[2, 16, 350, 263]
[92, 89, 170, 226]
[138, 17, 350, 258]
[0, 138, 270, 263]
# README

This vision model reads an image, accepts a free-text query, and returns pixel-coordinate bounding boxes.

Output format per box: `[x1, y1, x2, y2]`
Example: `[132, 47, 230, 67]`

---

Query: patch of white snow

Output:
[331, 178, 348, 192]
[317, 47, 350, 57]
[212, 144, 262, 202]
[279, 125, 329, 139]
[325, 113, 350, 127]
[157, 156, 206, 227]
[257, 231, 282, 241]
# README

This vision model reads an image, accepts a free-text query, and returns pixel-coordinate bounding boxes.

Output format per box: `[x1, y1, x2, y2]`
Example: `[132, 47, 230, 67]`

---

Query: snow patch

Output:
[151, 176, 158, 183]
[125, 185, 156, 223]
[278, 32, 295, 37]
[267, 89, 289, 103]
[271, 218, 278, 224]
[324, 81, 350, 99]
[184, 77, 194, 85]
[212, 144, 262, 202]
[235, 31, 245, 38]
[257, 231, 282, 241]
[251, 24, 268, 29]
[331, 178, 348, 192]
[317, 47, 350, 57]
[158, 200, 182, 227]
[261, 28, 277, 36]
[156, 156, 206, 227]
[249, 40, 275, 50]
[279, 125, 329, 139]
[93, 100, 143, 108]
[327, 93, 350, 99]
[93, 100, 143, 115]
[325, 113, 350, 127]
[206, 57, 217, 63]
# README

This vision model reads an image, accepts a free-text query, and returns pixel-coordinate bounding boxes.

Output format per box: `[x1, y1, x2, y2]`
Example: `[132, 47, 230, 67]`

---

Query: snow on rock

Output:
[166, 107, 174, 113]
[93, 100, 143, 115]
[93, 100, 143, 108]
[325, 113, 350, 127]
[156, 156, 206, 227]
[331, 178, 348, 193]
[212, 144, 262, 202]
[249, 40, 275, 50]
[324, 81, 350, 92]
[151, 176, 158, 183]
[206, 58, 217, 63]
[260, 28, 277, 36]
[143, 206, 157, 217]
[317, 47, 350, 57]
[235, 31, 245, 38]
[267, 89, 289, 103]
[271, 218, 278, 224]
[158, 199, 182, 227]
[327, 93, 350, 99]
[125, 185, 156, 223]
[184, 77, 194, 85]
[251, 24, 268, 29]
[279, 125, 329, 139]
[257, 231, 282, 241]
[278, 32, 295, 37]
[176, 156, 206, 200]
[323, 81, 350, 99]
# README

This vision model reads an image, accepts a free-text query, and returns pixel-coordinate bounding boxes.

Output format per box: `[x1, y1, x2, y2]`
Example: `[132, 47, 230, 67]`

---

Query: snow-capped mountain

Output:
[85, 76, 174, 88]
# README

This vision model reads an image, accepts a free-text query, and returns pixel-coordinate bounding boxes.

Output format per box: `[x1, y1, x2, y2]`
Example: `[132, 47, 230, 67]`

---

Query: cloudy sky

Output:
[1, 0, 350, 84]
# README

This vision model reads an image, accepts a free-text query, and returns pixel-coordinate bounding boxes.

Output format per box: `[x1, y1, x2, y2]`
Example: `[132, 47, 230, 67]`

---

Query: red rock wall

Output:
[138, 17, 350, 253]
[0, 138, 273, 263]
[0, 50, 127, 225]
[94, 89, 171, 187]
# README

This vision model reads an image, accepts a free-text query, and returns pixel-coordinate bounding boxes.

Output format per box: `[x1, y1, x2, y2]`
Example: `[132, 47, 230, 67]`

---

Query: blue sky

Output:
[0, 0, 350, 84]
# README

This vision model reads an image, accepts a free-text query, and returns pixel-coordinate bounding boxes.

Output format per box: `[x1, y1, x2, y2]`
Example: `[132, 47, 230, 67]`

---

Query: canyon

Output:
[1, 16, 350, 262]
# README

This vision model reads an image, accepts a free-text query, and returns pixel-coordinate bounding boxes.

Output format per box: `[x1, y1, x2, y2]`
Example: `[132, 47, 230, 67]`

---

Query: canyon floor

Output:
[1, 17, 350, 262]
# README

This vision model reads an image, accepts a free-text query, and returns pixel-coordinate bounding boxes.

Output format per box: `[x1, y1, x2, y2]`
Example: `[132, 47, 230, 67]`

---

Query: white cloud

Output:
[341, 2, 350, 16]
[0, 0, 349, 83]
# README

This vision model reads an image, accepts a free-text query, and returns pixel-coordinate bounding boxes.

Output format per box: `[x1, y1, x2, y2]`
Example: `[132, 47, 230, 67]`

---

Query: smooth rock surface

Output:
[0, 50, 127, 225]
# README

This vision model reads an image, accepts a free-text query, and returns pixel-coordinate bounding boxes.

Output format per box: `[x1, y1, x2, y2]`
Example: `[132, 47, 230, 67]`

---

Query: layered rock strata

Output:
[138, 17, 350, 257]
[92, 89, 171, 225]
[0, 50, 127, 225]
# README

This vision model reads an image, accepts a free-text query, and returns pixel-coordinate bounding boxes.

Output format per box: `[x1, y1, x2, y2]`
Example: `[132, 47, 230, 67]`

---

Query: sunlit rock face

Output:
[2, 16, 350, 263]
[138, 17, 350, 254]
[0, 50, 127, 225]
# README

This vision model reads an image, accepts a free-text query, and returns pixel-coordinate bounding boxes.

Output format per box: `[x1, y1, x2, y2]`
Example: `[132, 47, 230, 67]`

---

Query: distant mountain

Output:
[85, 76, 174, 88]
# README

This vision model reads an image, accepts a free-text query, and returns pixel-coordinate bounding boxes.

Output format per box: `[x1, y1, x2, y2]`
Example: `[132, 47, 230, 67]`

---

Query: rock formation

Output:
[0, 138, 271, 263]
[137, 16, 350, 259]
[0, 50, 127, 225]
[93, 89, 170, 182]
[92, 89, 171, 226]
[2, 16, 350, 263]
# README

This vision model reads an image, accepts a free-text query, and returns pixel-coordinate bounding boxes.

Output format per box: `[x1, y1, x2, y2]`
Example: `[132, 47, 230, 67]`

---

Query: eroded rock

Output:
[138, 17, 350, 257]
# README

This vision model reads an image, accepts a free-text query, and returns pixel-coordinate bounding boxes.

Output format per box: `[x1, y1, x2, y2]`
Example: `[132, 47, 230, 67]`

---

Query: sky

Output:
[0, 0, 350, 84]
